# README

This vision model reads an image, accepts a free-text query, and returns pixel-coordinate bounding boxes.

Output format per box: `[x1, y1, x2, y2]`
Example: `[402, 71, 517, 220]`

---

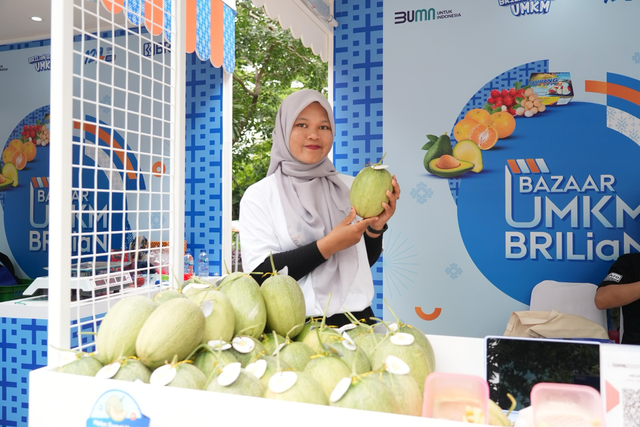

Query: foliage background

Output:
[232, 0, 328, 220]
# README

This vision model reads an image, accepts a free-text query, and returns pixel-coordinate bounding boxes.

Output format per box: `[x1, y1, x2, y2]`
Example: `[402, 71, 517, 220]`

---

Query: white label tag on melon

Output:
[341, 333, 356, 351]
[272, 342, 287, 356]
[217, 362, 242, 386]
[96, 361, 122, 379]
[330, 377, 352, 403]
[371, 164, 389, 170]
[268, 371, 297, 394]
[337, 323, 357, 334]
[208, 339, 231, 350]
[246, 359, 267, 379]
[278, 266, 289, 276]
[201, 300, 214, 318]
[388, 322, 399, 332]
[150, 365, 177, 386]
[385, 355, 411, 375]
[232, 336, 255, 354]
[390, 332, 415, 346]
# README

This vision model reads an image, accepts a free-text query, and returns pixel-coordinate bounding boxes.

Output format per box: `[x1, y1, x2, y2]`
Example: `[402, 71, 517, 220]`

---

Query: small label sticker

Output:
[330, 377, 352, 402]
[96, 362, 122, 379]
[232, 336, 255, 354]
[390, 332, 415, 346]
[268, 371, 297, 394]
[385, 355, 411, 375]
[217, 362, 242, 386]
[208, 339, 232, 350]
[149, 365, 176, 386]
[246, 359, 267, 379]
[371, 164, 389, 170]
[201, 300, 214, 318]
[337, 323, 357, 334]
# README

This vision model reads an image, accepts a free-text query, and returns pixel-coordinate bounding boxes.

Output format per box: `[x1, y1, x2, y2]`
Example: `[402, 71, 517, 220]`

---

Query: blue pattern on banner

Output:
[223, 5, 236, 73]
[164, 0, 173, 43]
[126, 0, 142, 26]
[334, 0, 384, 315]
[0, 39, 50, 52]
[184, 54, 224, 275]
[1, 317, 48, 427]
[196, 0, 211, 61]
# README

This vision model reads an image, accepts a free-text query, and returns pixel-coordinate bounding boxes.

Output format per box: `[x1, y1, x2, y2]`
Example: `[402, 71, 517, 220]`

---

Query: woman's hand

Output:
[366, 174, 401, 236]
[317, 207, 378, 259]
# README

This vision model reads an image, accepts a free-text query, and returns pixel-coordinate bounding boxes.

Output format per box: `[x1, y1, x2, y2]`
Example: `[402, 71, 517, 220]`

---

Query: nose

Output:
[306, 128, 320, 140]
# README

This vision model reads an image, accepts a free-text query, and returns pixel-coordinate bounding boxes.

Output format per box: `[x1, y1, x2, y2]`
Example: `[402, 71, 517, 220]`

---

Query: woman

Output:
[239, 89, 400, 327]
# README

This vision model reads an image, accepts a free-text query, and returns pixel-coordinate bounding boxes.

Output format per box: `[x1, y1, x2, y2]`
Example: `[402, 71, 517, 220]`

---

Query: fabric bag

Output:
[504, 309, 609, 340]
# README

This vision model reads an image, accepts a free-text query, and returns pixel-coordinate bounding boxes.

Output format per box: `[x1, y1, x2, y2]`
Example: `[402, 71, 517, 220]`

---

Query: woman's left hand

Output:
[366, 175, 400, 235]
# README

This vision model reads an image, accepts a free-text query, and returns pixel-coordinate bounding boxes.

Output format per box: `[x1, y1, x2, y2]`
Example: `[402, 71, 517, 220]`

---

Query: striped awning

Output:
[98, 0, 236, 73]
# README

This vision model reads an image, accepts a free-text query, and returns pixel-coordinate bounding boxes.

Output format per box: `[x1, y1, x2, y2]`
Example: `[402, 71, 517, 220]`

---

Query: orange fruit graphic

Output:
[11, 150, 27, 170]
[9, 139, 23, 151]
[22, 141, 37, 162]
[2, 147, 16, 164]
[469, 124, 499, 150]
[465, 108, 491, 125]
[488, 111, 516, 138]
[453, 118, 478, 142]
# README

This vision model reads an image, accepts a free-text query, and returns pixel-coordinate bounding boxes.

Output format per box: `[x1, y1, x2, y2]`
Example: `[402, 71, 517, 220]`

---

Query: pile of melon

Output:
[57, 270, 510, 424]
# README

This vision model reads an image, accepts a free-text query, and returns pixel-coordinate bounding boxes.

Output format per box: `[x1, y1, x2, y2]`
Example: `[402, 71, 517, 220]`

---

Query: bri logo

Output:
[498, 0, 553, 16]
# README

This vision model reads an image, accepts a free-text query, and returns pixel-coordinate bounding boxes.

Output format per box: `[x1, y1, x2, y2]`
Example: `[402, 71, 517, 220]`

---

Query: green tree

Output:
[232, 0, 328, 219]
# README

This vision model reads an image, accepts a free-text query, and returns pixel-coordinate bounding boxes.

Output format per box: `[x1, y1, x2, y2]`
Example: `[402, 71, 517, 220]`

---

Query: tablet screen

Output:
[485, 336, 600, 411]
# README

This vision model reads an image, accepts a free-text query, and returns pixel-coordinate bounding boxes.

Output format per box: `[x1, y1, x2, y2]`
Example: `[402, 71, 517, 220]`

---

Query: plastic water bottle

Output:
[198, 250, 209, 277]
[184, 251, 194, 276]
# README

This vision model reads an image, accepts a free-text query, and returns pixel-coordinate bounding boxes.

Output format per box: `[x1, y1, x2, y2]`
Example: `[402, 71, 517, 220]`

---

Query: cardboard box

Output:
[528, 72, 574, 106]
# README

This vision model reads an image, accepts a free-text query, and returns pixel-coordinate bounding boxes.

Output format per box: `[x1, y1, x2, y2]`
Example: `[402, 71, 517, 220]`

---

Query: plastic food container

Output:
[531, 382, 606, 427]
[422, 372, 489, 423]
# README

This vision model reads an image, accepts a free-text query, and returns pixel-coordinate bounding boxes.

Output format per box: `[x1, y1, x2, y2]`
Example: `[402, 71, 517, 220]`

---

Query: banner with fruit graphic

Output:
[0, 33, 169, 280]
[383, 0, 640, 337]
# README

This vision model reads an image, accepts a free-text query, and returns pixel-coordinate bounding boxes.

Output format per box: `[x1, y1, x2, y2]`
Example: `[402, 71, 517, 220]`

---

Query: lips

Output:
[305, 145, 322, 150]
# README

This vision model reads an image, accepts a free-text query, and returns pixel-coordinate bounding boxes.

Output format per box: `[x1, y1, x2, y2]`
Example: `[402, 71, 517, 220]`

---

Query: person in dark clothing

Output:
[595, 253, 640, 344]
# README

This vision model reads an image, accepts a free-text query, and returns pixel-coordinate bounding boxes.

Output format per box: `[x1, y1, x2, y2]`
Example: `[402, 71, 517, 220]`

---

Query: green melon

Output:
[110, 357, 152, 383]
[264, 370, 329, 405]
[369, 332, 433, 394]
[218, 274, 266, 339]
[379, 370, 423, 416]
[303, 354, 351, 399]
[135, 298, 205, 369]
[350, 162, 393, 218]
[58, 354, 104, 377]
[192, 343, 238, 379]
[261, 273, 306, 339]
[205, 362, 266, 398]
[330, 373, 401, 414]
[187, 287, 235, 343]
[95, 295, 158, 364]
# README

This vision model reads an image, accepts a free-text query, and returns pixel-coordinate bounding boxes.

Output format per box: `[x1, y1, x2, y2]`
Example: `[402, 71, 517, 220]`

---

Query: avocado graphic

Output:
[422, 133, 453, 173]
[428, 156, 474, 178]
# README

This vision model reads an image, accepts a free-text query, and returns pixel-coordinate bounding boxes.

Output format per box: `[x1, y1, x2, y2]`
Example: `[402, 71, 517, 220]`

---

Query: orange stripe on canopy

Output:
[186, 0, 197, 53]
[144, 0, 164, 36]
[101, 0, 124, 14]
[210, 0, 224, 68]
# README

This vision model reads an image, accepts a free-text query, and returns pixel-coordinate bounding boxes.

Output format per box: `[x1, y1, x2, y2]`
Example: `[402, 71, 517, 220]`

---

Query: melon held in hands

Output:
[350, 156, 393, 218]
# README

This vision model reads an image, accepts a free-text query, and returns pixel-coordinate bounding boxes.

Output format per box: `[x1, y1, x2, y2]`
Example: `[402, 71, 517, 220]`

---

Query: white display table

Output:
[28, 334, 485, 427]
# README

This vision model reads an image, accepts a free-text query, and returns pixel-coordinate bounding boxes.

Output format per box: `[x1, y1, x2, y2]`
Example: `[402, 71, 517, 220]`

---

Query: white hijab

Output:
[267, 89, 358, 316]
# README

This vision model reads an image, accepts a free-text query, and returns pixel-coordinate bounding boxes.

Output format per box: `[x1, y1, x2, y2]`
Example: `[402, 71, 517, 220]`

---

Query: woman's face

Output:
[289, 102, 333, 164]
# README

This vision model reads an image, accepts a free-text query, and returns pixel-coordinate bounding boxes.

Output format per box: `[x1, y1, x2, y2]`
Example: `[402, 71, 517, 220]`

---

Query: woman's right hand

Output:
[317, 207, 378, 259]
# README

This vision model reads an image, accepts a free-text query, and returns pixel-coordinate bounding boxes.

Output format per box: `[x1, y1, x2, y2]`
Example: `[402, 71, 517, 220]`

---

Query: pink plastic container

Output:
[531, 382, 606, 427]
[422, 372, 489, 423]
